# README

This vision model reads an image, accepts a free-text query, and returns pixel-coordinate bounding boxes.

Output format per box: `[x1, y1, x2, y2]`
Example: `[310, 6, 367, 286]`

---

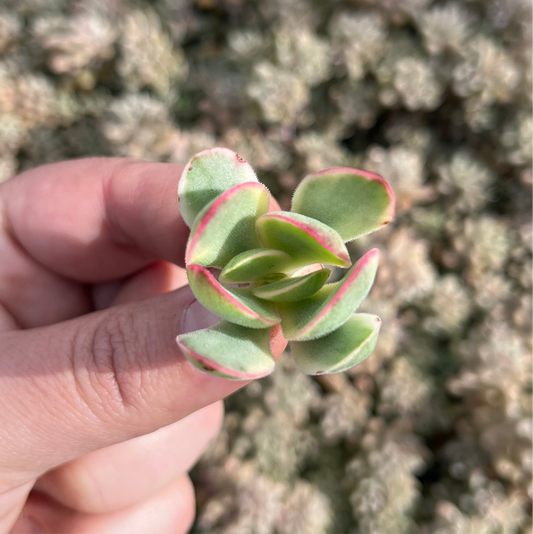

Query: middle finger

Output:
[35, 401, 223, 514]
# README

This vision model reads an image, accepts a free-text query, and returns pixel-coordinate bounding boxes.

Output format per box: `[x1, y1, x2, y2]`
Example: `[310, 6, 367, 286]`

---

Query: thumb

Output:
[0, 285, 277, 482]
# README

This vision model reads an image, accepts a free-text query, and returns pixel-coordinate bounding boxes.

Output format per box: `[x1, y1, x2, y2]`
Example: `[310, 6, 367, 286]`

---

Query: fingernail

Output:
[10, 514, 43, 534]
[181, 299, 220, 334]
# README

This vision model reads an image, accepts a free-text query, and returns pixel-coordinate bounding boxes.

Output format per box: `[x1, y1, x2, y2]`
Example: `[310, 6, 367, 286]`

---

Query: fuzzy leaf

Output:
[291, 168, 395, 242]
[187, 264, 280, 328]
[219, 249, 292, 284]
[186, 182, 269, 268]
[177, 321, 275, 380]
[276, 248, 379, 341]
[291, 313, 381, 375]
[256, 212, 350, 269]
[178, 147, 259, 227]
[252, 268, 331, 302]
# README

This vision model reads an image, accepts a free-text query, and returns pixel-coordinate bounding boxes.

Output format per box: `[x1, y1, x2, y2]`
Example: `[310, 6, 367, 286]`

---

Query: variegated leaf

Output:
[291, 313, 381, 375]
[252, 268, 331, 302]
[177, 321, 275, 380]
[277, 248, 379, 341]
[219, 249, 292, 284]
[186, 182, 269, 268]
[291, 168, 395, 242]
[178, 147, 259, 227]
[187, 264, 280, 328]
[256, 212, 350, 269]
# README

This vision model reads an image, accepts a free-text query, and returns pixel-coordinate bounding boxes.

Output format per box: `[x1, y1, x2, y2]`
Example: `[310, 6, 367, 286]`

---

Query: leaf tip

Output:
[177, 334, 274, 381]
[363, 247, 380, 266]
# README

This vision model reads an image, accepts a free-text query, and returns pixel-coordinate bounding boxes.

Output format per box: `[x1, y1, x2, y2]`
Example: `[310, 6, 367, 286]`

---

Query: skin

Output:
[0, 158, 287, 534]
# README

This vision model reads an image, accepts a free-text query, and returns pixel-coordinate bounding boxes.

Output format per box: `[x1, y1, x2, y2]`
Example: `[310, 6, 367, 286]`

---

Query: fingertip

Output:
[180, 298, 221, 334]
[195, 401, 224, 443]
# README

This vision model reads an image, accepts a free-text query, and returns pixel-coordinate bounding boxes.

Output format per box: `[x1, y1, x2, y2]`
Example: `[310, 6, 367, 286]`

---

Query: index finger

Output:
[1, 158, 189, 283]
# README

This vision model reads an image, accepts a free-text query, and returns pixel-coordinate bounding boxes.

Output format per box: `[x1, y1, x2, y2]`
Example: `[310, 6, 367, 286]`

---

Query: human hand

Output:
[0, 158, 286, 533]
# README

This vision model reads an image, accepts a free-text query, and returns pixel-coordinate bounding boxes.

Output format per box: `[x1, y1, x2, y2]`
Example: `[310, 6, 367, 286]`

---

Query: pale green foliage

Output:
[252, 268, 331, 302]
[256, 211, 351, 268]
[177, 321, 275, 380]
[291, 167, 395, 241]
[178, 148, 260, 228]
[177, 149, 394, 378]
[220, 249, 292, 284]
[291, 314, 381, 374]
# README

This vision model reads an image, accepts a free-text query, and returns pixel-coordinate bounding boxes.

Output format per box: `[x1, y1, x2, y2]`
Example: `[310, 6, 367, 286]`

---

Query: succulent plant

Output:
[176, 148, 395, 380]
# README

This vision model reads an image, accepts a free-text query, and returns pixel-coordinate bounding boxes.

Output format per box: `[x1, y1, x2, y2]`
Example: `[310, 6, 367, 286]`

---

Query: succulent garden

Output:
[0, 0, 531, 532]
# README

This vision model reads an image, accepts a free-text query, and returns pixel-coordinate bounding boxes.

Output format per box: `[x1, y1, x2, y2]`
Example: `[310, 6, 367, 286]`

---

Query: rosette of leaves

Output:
[176, 148, 395, 380]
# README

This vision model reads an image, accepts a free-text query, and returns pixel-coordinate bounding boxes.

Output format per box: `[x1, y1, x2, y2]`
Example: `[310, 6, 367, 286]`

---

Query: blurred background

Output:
[0, 0, 531, 532]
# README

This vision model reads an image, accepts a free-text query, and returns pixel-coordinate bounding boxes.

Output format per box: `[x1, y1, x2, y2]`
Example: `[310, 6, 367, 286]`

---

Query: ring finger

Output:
[12, 474, 195, 534]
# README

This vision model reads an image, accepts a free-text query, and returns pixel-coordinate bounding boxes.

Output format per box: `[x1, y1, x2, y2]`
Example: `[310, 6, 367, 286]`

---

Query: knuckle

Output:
[77, 309, 150, 417]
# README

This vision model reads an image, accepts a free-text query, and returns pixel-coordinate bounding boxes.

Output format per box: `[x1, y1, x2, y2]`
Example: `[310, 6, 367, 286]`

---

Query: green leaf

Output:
[177, 321, 275, 380]
[252, 268, 331, 302]
[291, 314, 381, 375]
[256, 212, 350, 269]
[291, 167, 395, 242]
[276, 248, 379, 341]
[187, 264, 280, 329]
[178, 147, 259, 227]
[186, 182, 270, 268]
[256, 273, 288, 285]
[219, 249, 293, 284]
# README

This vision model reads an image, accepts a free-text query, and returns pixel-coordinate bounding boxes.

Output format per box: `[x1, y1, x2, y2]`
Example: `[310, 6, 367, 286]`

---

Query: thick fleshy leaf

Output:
[276, 248, 379, 341]
[178, 147, 259, 227]
[186, 182, 269, 268]
[219, 249, 292, 284]
[177, 321, 275, 380]
[292, 264, 325, 276]
[256, 212, 350, 269]
[291, 167, 395, 242]
[187, 264, 280, 328]
[291, 314, 381, 375]
[256, 273, 288, 285]
[252, 268, 331, 302]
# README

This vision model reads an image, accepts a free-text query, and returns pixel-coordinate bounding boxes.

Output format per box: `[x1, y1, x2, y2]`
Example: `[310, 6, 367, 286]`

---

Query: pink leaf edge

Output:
[296, 248, 380, 338]
[186, 182, 268, 265]
[297, 167, 396, 226]
[188, 264, 279, 326]
[176, 338, 272, 380]
[259, 212, 351, 267]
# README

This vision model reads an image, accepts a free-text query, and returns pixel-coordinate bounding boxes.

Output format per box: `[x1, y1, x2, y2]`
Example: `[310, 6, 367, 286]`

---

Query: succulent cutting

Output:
[176, 147, 395, 380]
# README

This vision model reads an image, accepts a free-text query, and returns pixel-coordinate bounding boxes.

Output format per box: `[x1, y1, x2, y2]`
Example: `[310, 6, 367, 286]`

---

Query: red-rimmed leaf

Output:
[256, 212, 350, 269]
[291, 314, 381, 375]
[187, 264, 280, 329]
[291, 167, 395, 242]
[277, 248, 379, 341]
[178, 147, 259, 227]
[252, 268, 331, 302]
[186, 182, 270, 268]
[219, 249, 292, 284]
[177, 321, 276, 380]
